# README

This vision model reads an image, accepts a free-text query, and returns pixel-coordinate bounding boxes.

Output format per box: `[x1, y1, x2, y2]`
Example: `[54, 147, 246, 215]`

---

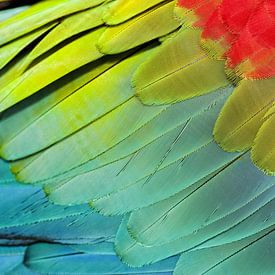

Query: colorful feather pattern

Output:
[0, 1, 274, 274]
[175, 0, 275, 174]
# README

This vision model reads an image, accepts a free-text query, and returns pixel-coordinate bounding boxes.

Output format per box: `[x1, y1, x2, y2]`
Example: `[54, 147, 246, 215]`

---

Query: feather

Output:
[0, 246, 26, 274]
[0, 47, 156, 160]
[226, 0, 275, 79]
[24, 242, 178, 274]
[103, 0, 167, 25]
[0, 0, 105, 45]
[24, 4, 107, 64]
[0, 150, 178, 274]
[0, 159, 121, 244]
[252, 104, 275, 175]
[174, 228, 275, 274]
[0, 27, 105, 113]
[133, 28, 229, 105]
[0, 54, 126, 146]
[115, 163, 274, 266]
[0, 22, 56, 71]
[0, 2, 274, 274]
[127, 153, 273, 246]
[10, 98, 164, 182]
[17, 88, 231, 203]
[214, 79, 275, 151]
[89, 94, 237, 214]
[97, 1, 181, 54]
[0, 6, 29, 22]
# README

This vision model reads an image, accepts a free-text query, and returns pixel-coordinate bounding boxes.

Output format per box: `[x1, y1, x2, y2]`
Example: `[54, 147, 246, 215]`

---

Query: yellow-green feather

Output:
[251, 104, 275, 175]
[102, 0, 167, 25]
[133, 28, 229, 105]
[0, 27, 106, 112]
[97, 1, 180, 54]
[0, 0, 105, 45]
[214, 78, 275, 152]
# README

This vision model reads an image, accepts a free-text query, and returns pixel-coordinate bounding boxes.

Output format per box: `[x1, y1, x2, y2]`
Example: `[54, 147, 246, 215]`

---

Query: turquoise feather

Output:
[0, 3, 274, 274]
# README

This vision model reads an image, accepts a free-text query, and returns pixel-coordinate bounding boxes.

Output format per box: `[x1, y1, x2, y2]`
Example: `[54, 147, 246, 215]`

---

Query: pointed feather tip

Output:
[132, 78, 167, 107]
[213, 107, 268, 153]
[0, 132, 22, 161]
[113, 241, 141, 268]
[10, 162, 45, 185]
[14, 172, 49, 190]
[89, 200, 121, 217]
[251, 157, 275, 177]
[96, 38, 112, 55]
[130, 34, 172, 106]
[114, 221, 146, 268]
[212, 126, 252, 153]
[251, 143, 275, 177]
[114, 237, 161, 268]
[214, 119, 274, 175]
[132, 46, 230, 106]
[0, 103, 9, 116]
[13, 170, 35, 185]
[134, 83, 229, 107]
[126, 222, 157, 247]
[115, 229, 179, 269]
[46, 189, 87, 207]
[132, 78, 181, 106]
[90, 190, 159, 217]
[1, 162, 33, 186]
[134, 90, 161, 106]
[212, 83, 253, 153]
[95, 23, 128, 55]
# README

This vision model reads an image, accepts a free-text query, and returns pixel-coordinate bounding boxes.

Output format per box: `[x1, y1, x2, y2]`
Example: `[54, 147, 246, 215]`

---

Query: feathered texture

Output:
[0, 159, 178, 274]
[0, 1, 274, 274]
[176, 0, 275, 79]
[174, 0, 275, 174]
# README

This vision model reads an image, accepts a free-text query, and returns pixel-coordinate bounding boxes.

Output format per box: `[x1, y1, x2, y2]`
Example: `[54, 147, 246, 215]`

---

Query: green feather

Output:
[133, 28, 229, 105]
[0, 47, 156, 160]
[24, 4, 107, 63]
[102, 0, 167, 25]
[24, 242, 178, 274]
[127, 153, 273, 246]
[0, 27, 106, 113]
[214, 78, 275, 152]
[33, 88, 231, 205]
[0, 54, 126, 146]
[174, 228, 275, 275]
[115, 156, 274, 266]
[0, 0, 105, 45]
[97, 1, 180, 54]
[0, 23, 56, 71]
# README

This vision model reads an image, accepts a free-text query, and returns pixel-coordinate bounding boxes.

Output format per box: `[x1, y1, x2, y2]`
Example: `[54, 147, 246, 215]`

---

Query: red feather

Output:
[177, 0, 275, 79]
[177, 0, 221, 27]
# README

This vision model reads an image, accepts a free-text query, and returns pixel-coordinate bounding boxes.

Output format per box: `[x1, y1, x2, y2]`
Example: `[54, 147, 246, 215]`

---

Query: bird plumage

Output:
[0, 0, 274, 274]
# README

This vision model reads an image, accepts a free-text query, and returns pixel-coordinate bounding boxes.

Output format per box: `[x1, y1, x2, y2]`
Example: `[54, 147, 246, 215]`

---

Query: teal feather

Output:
[115, 155, 275, 266]
[0, 3, 274, 275]
[0, 159, 121, 245]
[24, 242, 178, 274]
[40, 87, 233, 206]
